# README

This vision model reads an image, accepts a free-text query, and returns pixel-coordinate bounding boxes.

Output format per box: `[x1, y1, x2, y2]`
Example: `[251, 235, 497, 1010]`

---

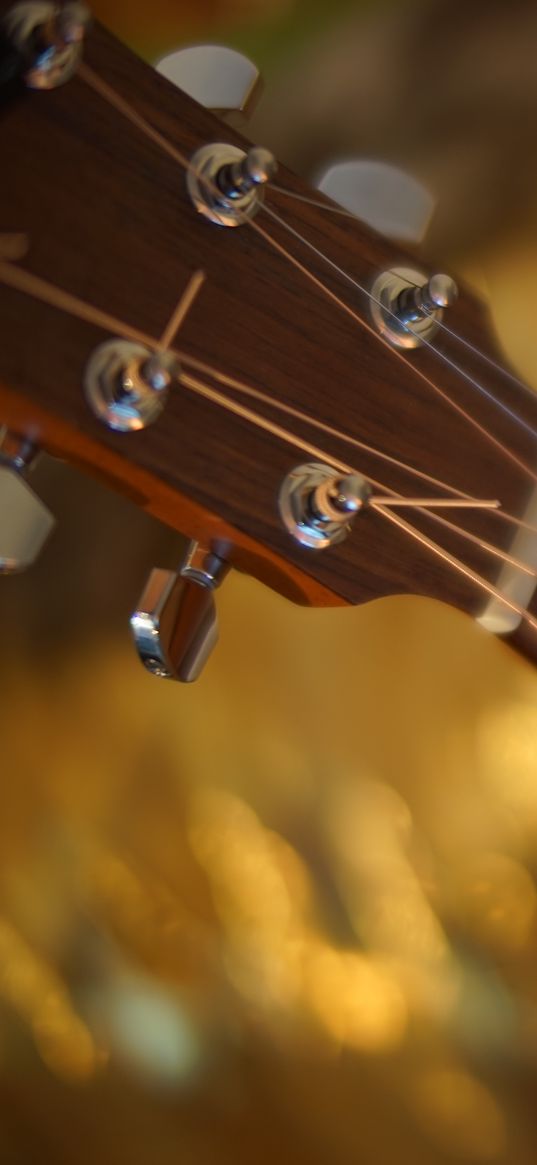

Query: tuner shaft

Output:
[3, 1, 90, 89]
[370, 266, 459, 350]
[279, 462, 371, 550]
[216, 147, 277, 200]
[84, 340, 180, 432]
[187, 142, 277, 228]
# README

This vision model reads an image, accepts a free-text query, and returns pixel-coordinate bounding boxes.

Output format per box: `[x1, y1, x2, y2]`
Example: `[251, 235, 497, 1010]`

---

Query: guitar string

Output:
[395, 272, 537, 400]
[176, 353, 537, 579]
[31, 67, 537, 558]
[0, 259, 157, 348]
[20, 65, 537, 618]
[270, 184, 535, 402]
[0, 258, 497, 514]
[261, 202, 537, 449]
[180, 372, 537, 607]
[1, 253, 535, 611]
[182, 371, 537, 631]
[271, 184, 367, 220]
[8, 256, 537, 590]
[374, 499, 498, 509]
[158, 269, 206, 349]
[5, 249, 526, 547]
[177, 352, 473, 499]
[372, 501, 537, 634]
[176, 348, 537, 541]
[78, 63, 536, 483]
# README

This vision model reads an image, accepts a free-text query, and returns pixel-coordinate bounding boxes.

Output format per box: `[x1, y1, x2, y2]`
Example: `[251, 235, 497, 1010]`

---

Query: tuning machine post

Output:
[0, 428, 54, 571]
[279, 462, 371, 550]
[2, 1, 90, 89]
[84, 340, 180, 433]
[370, 267, 458, 349]
[130, 541, 230, 683]
[187, 143, 277, 227]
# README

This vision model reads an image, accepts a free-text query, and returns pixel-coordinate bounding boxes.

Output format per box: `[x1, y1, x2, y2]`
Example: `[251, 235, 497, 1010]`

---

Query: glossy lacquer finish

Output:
[1, 10, 537, 658]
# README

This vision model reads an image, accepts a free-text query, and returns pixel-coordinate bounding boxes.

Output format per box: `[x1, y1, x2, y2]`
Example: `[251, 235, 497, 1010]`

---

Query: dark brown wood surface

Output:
[1, 11, 537, 655]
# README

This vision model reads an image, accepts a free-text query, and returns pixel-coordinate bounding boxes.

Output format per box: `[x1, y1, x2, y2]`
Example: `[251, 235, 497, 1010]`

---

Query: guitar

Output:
[2, 8, 537, 1159]
[1, 0, 537, 680]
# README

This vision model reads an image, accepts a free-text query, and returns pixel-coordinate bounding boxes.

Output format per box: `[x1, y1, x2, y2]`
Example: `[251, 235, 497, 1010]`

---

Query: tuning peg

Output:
[3, 1, 90, 89]
[279, 461, 371, 550]
[187, 142, 277, 227]
[0, 430, 54, 572]
[370, 266, 458, 350]
[130, 542, 229, 683]
[316, 160, 435, 244]
[84, 340, 180, 432]
[155, 45, 261, 118]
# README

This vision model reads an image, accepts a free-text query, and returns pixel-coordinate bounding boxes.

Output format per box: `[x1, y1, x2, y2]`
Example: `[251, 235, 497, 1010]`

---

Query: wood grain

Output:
[1, 11, 537, 658]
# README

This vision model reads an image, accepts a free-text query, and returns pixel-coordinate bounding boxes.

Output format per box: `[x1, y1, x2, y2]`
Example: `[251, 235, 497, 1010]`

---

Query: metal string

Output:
[181, 372, 537, 631]
[270, 184, 537, 403]
[176, 351, 474, 500]
[158, 270, 207, 349]
[79, 64, 536, 478]
[0, 258, 498, 508]
[261, 202, 537, 451]
[15, 64, 535, 624]
[270, 184, 362, 221]
[178, 372, 498, 511]
[177, 357, 537, 580]
[2, 253, 536, 617]
[373, 502, 537, 634]
[176, 347, 537, 550]
[0, 257, 499, 515]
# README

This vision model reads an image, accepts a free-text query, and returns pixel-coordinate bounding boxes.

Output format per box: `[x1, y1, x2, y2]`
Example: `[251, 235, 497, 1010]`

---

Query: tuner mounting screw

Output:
[370, 266, 458, 349]
[187, 143, 277, 227]
[84, 339, 180, 432]
[279, 461, 371, 550]
[3, 1, 90, 89]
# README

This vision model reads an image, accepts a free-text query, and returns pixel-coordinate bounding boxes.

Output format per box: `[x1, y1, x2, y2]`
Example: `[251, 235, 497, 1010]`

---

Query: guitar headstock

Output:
[1, 1, 537, 672]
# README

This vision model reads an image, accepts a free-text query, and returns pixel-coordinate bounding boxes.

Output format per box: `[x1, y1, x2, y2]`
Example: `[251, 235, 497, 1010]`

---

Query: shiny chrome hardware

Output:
[4, 1, 90, 89]
[84, 340, 180, 432]
[0, 428, 54, 571]
[370, 266, 458, 349]
[279, 461, 371, 550]
[130, 542, 230, 683]
[187, 143, 277, 227]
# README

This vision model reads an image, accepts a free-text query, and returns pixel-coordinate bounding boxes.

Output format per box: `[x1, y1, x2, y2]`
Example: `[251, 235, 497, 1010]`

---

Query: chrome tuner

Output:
[370, 267, 458, 349]
[279, 461, 371, 550]
[131, 542, 230, 683]
[0, 428, 54, 571]
[3, 1, 90, 89]
[84, 340, 180, 432]
[187, 143, 277, 227]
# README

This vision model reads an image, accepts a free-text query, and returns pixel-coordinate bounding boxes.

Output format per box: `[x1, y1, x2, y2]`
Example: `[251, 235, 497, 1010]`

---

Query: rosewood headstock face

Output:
[1, 1, 537, 664]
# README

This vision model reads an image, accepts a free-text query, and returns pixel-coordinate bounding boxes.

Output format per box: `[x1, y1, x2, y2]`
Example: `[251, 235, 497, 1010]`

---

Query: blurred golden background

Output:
[3, 1, 537, 1162]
